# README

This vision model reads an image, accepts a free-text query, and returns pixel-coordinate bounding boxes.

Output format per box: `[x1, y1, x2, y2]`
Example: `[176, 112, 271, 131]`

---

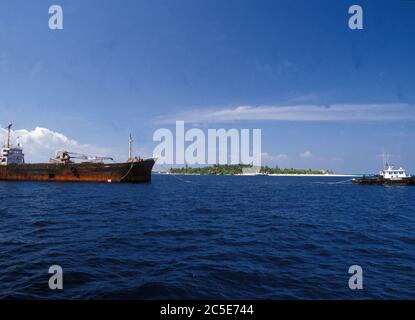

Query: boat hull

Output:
[352, 176, 415, 185]
[0, 158, 155, 183]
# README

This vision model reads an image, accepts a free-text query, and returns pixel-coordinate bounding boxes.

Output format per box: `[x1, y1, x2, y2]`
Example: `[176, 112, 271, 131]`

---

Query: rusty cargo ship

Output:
[0, 124, 155, 183]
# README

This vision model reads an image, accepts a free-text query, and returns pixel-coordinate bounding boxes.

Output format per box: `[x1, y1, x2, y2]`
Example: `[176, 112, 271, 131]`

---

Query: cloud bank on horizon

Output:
[157, 103, 415, 124]
[0, 127, 111, 163]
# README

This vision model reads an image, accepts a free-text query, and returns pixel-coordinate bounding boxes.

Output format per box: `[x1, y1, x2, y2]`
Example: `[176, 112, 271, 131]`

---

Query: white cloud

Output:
[157, 103, 415, 124]
[0, 126, 111, 163]
[276, 154, 289, 160]
[300, 151, 313, 158]
[261, 152, 289, 165]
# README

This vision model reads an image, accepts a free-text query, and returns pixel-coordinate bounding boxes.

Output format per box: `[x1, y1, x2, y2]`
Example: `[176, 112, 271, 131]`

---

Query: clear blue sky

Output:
[0, 0, 414, 172]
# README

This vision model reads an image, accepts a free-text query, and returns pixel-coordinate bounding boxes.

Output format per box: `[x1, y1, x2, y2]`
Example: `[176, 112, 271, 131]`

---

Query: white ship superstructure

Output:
[379, 164, 410, 181]
[0, 124, 24, 166]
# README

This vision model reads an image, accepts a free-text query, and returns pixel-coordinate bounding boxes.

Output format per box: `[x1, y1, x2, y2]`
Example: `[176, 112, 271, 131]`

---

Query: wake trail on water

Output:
[157, 164, 193, 184]
[312, 178, 355, 185]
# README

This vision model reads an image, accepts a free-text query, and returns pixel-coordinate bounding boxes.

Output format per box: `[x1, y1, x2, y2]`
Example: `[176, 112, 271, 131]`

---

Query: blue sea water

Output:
[0, 174, 414, 299]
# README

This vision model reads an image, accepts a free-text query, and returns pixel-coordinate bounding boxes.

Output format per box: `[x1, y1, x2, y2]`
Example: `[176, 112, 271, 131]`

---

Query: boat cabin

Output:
[379, 164, 409, 180]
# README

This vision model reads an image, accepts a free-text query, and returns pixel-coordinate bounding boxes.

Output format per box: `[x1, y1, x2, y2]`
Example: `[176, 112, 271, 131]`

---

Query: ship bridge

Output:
[1, 124, 25, 166]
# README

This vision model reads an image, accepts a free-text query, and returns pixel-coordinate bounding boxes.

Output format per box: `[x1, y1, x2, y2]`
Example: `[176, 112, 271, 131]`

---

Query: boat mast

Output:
[382, 149, 389, 169]
[128, 134, 133, 161]
[6, 123, 12, 148]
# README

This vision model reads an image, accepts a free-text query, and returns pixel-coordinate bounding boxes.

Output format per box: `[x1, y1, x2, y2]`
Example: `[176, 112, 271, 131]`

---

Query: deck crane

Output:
[53, 151, 114, 164]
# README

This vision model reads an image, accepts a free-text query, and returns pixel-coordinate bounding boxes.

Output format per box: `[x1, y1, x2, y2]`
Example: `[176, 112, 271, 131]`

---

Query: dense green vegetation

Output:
[169, 165, 332, 175]
[261, 166, 332, 175]
[170, 164, 250, 175]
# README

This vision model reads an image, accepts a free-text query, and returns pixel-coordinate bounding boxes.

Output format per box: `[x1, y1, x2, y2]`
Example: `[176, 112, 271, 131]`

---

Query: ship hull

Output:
[352, 176, 415, 185]
[0, 158, 155, 183]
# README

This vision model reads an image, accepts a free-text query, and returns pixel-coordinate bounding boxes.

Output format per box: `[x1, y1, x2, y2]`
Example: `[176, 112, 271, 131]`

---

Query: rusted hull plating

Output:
[0, 158, 155, 183]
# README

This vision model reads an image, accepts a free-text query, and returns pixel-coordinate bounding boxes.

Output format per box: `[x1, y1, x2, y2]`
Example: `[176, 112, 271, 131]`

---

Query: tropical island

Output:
[167, 164, 335, 176]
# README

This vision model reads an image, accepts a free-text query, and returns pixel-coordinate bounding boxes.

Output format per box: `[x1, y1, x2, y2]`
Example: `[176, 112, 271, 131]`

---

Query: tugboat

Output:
[352, 156, 415, 186]
[0, 124, 155, 183]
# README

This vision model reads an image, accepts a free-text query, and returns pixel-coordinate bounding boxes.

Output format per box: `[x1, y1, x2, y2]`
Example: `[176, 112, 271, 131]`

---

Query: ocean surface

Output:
[0, 174, 414, 299]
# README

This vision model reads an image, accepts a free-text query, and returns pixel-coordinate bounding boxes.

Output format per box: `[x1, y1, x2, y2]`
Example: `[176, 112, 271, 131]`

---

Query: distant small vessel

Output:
[0, 124, 155, 183]
[353, 156, 415, 186]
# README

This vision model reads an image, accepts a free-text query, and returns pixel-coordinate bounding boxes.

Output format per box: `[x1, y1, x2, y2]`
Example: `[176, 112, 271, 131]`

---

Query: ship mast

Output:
[382, 149, 389, 169]
[6, 123, 12, 148]
[128, 134, 133, 161]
